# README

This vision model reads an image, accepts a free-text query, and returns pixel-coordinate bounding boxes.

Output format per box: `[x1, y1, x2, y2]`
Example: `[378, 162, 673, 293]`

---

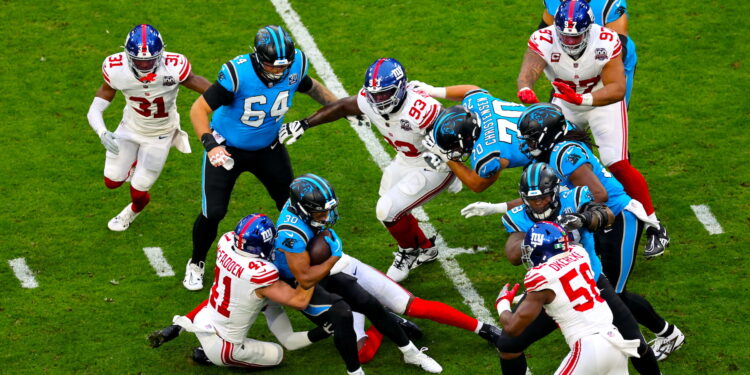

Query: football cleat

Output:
[644, 223, 670, 259]
[477, 323, 503, 348]
[650, 324, 685, 361]
[148, 324, 182, 348]
[191, 347, 212, 365]
[415, 237, 439, 266]
[108, 203, 140, 231]
[391, 312, 423, 341]
[347, 368, 366, 375]
[403, 346, 443, 373]
[182, 259, 205, 291]
[386, 248, 419, 282]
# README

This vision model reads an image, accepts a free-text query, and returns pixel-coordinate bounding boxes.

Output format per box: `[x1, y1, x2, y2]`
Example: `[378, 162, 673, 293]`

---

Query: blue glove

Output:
[324, 229, 343, 257]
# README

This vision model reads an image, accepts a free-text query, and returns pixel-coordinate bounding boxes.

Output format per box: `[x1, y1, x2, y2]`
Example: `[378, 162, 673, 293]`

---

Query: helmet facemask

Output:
[554, 0, 595, 58]
[123, 24, 164, 80]
[365, 81, 406, 115]
[251, 25, 296, 84]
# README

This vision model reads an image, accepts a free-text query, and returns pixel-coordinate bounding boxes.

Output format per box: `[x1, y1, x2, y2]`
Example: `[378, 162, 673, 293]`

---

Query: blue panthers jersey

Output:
[502, 186, 602, 280]
[211, 49, 309, 151]
[272, 201, 318, 281]
[548, 140, 631, 215]
[462, 90, 532, 178]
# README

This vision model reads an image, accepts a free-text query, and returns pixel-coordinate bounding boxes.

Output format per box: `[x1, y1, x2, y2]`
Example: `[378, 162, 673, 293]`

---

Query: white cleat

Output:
[386, 248, 419, 282]
[650, 324, 685, 361]
[403, 346, 442, 373]
[347, 367, 365, 375]
[108, 204, 140, 231]
[182, 259, 205, 291]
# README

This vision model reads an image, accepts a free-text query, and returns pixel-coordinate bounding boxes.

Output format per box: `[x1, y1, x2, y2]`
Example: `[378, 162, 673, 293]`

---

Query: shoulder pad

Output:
[249, 260, 280, 287]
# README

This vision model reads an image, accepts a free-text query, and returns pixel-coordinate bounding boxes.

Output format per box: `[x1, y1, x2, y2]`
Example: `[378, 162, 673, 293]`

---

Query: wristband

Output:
[496, 299, 511, 316]
[430, 87, 447, 99]
[201, 133, 220, 152]
[581, 93, 594, 106]
[518, 86, 532, 92]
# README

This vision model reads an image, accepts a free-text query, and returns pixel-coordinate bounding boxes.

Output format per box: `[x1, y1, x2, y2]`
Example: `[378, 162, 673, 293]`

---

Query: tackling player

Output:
[87, 24, 210, 231]
[516, 0, 670, 257]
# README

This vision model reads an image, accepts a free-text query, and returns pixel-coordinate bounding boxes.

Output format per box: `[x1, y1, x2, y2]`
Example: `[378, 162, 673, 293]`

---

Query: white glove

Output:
[100, 131, 119, 154]
[422, 131, 448, 157]
[423, 152, 449, 173]
[279, 119, 309, 145]
[461, 202, 508, 218]
[348, 114, 370, 127]
[329, 253, 351, 275]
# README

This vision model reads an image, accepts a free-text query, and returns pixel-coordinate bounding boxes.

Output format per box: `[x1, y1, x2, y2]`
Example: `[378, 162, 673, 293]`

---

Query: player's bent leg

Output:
[252, 143, 294, 211]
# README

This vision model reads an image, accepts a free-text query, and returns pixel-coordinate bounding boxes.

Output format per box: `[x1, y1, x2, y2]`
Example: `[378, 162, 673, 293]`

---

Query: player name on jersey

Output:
[216, 247, 245, 279]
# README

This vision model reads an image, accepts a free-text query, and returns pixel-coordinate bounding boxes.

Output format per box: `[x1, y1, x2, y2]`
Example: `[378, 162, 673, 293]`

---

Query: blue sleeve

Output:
[544, 0, 559, 15]
[216, 61, 237, 93]
[476, 157, 501, 178]
[502, 208, 525, 233]
[275, 229, 307, 254]
[574, 186, 594, 209]
[604, 0, 628, 24]
[556, 144, 591, 177]
[580, 231, 602, 281]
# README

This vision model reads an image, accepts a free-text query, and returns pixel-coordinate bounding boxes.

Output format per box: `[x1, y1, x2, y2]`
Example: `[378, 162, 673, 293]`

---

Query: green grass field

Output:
[1, 0, 749, 374]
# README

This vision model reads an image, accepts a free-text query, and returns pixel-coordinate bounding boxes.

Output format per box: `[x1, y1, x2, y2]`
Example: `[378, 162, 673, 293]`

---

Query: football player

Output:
[183, 25, 338, 291]
[516, 0, 670, 257]
[87, 24, 211, 231]
[497, 222, 641, 375]
[538, 0, 638, 105]
[273, 174, 442, 375]
[148, 214, 324, 368]
[278, 58, 462, 282]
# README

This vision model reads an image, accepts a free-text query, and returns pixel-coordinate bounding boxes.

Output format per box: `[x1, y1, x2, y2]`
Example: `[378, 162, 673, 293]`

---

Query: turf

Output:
[1, 0, 748, 374]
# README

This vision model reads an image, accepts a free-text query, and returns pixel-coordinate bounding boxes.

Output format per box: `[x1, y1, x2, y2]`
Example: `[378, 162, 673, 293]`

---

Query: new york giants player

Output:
[539, 0, 638, 105]
[497, 222, 641, 375]
[517, 0, 670, 256]
[87, 24, 210, 231]
[518, 106, 684, 361]
[273, 174, 442, 375]
[278, 58, 462, 282]
[184, 25, 338, 291]
[149, 214, 319, 368]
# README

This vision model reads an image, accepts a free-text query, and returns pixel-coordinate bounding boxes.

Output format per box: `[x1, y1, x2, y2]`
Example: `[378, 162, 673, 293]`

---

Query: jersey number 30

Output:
[241, 90, 290, 127]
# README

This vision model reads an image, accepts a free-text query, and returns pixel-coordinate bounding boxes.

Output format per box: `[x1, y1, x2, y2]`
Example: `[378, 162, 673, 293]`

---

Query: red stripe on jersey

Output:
[371, 58, 386, 87]
[611, 40, 622, 59]
[524, 274, 547, 290]
[141, 24, 148, 54]
[179, 57, 191, 81]
[419, 104, 439, 128]
[528, 40, 544, 57]
[102, 66, 110, 84]
[251, 272, 279, 285]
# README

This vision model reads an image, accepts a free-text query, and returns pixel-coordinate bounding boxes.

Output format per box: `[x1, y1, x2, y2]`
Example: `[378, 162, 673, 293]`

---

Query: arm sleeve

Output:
[203, 81, 234, 110]
[87, 96, 111, 136]
[502, 213, 523, 233]
[297, 75, 313, 93]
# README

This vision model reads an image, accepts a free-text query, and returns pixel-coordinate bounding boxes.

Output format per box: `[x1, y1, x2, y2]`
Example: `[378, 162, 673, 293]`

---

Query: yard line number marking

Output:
[271, 0, 496, 325]
[690, 205, 724, 235]
[8, 257, 39, 289]
[143, 247, 176, 277]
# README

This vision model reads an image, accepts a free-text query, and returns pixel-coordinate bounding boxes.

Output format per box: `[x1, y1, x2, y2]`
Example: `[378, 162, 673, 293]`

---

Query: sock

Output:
[405, 297, 479, 332]
[129, 186, 151, 213]
[191, 213, 220, 264]
[104, 177, 124, 189]
[398, 341, 417, 354]
[185, 299, 209, 321]
[474, 322, 484, 334]
[618, 291, 667, 334]
[358, 326, 383, 364]
[353, 312, 367, 341]
[384, 214, 432, 249]
[307, 326, 332, 343]
[499, 354, 528, 375]
[609, 160, 655, 215]
[658, 322, 673, 337]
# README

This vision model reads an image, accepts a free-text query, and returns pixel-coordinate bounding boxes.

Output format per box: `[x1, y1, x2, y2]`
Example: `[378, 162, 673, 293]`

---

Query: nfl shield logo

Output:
[595, 48, 608, 61]
[163, 76, 176, 86]
[551, 53, 561, 62]
[400, 119, 412, 131]
[288, 73, 299, 85]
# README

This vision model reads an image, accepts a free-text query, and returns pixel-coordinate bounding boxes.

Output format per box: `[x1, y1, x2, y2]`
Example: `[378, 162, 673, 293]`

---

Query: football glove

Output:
[552, 81, 593, 106]
[324, 229, 343, 257]
[100, 131, 119, 154]
[423, 152, 450, 173]
[349, 114, 370, 127]
[208, 147, 234, 169]
[461, 202, 508, 218]
[279, 119, 310, 145]
[495, 283, 520, 316]
[558, 213, 586, 230]
[517, 87, 539, 104]
[422, 131, 448, 157]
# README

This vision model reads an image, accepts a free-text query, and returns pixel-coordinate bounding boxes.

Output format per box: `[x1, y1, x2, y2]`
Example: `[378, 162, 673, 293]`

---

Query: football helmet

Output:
[431, 105, 481, 161]
[123, 24, 164, 79]
[554, 0, 595, 57]
[251, 25, 296, 84]
[234, 214, 277, 260]
[519, 162, 561, 221]
[289, 174, 339, 229]
[363, 58, 408, 115]
[521, 221, 571, 268]
[518, 103, 567, 158]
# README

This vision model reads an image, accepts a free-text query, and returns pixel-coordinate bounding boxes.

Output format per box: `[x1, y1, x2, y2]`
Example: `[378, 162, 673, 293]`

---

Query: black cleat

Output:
[391, 312, 423, 341]
[478, 323, 503, 349]
[148, 324, 182, 348]
[191, 347, 212, 365]
[644, 223, 670, 259]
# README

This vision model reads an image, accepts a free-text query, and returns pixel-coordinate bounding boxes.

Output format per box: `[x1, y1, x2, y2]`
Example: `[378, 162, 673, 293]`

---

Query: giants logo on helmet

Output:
[530, 232, 545, 246]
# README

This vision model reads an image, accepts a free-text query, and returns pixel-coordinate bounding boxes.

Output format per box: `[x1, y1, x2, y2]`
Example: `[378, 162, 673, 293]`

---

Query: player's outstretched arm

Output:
[180, 73, 212, 94]
[447, 159, 502, 192]
[258, 281, 315, 310]
[411, 82, 481, 102]
[306, 95, 362, 128]
[301, 77, 338, 106]
[88, 83, 118, 152]
[284, 249, 340, 290]
[263, 302, 317, 350]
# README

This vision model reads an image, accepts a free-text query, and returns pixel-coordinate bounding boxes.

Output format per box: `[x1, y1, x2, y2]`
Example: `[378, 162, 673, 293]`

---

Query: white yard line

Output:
[143, 247, 175, 277]
[271, 0, 497, 325]
[690, 205, 724, 235]
[8, 257, 38, 289]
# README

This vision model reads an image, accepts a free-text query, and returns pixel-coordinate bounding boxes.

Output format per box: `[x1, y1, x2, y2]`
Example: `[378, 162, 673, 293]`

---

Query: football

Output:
[307, 229, 332, 265]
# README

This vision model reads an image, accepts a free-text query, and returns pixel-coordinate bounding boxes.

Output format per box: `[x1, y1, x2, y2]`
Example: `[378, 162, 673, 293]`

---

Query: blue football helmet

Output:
[251, 25, 296, 84]
[518, 103, 568, 158]
[123, 24, 164, 79]
[363, 58, 408, 115]
[521, 221, 571, 268]
[554, 0, 595, 56]
[289, 174, 339, 229]
[432, 105, 480, 161]
[234, 214, 277, 260]
[519, 163, 561, 221]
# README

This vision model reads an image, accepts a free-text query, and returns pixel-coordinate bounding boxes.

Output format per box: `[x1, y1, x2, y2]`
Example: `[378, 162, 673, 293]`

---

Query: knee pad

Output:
[376, 196, 393, 222]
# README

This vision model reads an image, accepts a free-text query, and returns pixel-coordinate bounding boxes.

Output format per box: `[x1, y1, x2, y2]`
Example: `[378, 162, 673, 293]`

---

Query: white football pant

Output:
[554, 334, 629, 375]
[195, 331, 284, 368]
[553, 99, 629, 167]
[104, 121, 173, 191]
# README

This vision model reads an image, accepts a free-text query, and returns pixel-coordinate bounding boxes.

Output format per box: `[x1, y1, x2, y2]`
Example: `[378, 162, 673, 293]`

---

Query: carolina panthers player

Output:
[538, 0, 638, 105]
[498, 222, 641, 375]
[518, 105, 685, 361]
[148, 214, 323, 368]
[87, 24, 210, 232]
[278, 58, 461, 283]
[517, 0, 670, 257]
[184, 25, 338, 291]
[273, 174, 442, 375]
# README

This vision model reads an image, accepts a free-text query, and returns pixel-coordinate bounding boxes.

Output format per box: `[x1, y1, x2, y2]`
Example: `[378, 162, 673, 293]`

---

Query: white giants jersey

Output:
[101, 51, 192, 136]
[357, 83, 442, 158]
[524, 245, 614, 348]
[195, 232, 279, 344]
[528, 24, 622, 110]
